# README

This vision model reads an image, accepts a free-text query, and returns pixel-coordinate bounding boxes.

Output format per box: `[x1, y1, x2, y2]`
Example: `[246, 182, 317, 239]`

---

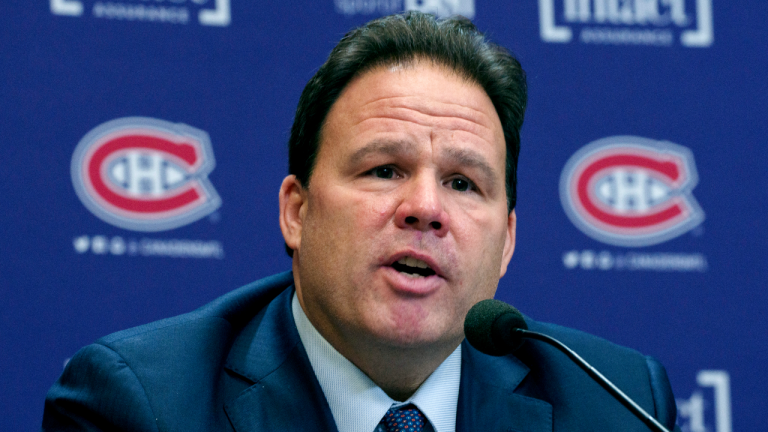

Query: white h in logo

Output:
[126, 152, 164, 196]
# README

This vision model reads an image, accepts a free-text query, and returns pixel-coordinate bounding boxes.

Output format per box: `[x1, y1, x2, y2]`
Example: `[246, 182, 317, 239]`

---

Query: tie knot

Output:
[380, 405, 426, 432]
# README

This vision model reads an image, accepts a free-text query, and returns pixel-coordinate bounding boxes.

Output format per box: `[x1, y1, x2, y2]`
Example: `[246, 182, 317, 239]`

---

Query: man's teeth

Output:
[392, 256, 436, 278]
[397, 257, 429, 269]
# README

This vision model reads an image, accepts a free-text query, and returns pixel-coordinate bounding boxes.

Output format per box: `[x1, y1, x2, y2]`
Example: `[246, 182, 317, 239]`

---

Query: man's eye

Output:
[372, 166, 395, 179]
[450, 178, 473, 192]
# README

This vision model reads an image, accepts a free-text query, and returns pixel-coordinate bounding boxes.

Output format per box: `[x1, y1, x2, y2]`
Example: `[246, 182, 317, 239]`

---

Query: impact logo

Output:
[71, 117, 221, 232]
[334, 0, 474, 19]
[676, 370, 732, 432]
[538, 0, 713, 47]
[560, 136, 704, 247]
[50, 0, 230, 26]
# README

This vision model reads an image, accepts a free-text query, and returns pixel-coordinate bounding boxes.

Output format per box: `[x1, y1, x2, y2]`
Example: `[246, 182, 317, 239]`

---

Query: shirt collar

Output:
[291, 292, 461, 432]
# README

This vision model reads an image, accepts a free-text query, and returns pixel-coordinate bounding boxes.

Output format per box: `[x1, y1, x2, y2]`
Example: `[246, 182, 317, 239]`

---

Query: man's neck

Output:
[292, 292, 463, 432]
[295, 292, 462, 401]
[336, 339, 460, 401]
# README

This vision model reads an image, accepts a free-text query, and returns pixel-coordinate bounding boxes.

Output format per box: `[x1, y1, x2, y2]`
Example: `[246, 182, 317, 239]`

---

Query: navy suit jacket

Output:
[43, 271, 679, 431]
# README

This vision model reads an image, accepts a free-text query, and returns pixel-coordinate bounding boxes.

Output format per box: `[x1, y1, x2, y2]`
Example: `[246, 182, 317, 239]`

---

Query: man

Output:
[44, 12, 679, 432]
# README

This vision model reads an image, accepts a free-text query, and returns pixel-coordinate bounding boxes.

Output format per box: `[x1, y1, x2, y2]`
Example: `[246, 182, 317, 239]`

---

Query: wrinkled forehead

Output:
[317, 53, 498, 130]
[318, 58, 505, 145]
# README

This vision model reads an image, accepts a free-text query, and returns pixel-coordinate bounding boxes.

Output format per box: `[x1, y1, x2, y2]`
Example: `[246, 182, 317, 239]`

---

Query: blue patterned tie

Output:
[379, 405, 426, 432]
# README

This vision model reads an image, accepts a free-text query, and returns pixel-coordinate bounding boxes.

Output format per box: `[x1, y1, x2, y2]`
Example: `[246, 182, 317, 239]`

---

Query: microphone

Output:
[463, 298, 528, 356]
[464, 299, 672, 432]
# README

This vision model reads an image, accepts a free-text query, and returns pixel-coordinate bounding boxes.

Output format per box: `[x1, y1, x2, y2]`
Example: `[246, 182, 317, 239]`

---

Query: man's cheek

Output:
[357, 199, 397, 232]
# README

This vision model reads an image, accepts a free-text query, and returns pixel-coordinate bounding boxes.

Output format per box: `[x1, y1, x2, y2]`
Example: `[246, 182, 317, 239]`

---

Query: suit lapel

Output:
[457, 341, 553, 432]
[223, 287, 338, 432]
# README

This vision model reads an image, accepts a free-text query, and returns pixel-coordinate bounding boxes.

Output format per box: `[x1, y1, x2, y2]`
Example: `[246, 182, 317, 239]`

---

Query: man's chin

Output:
[365, 322, 462, 352]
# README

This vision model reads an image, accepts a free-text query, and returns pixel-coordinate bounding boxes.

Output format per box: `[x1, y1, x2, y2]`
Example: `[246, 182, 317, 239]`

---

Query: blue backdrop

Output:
[2, 1, 766, 431]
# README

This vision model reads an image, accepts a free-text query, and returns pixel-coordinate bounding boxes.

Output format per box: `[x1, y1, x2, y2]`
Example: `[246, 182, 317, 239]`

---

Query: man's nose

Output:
[394, 174, 450, 237]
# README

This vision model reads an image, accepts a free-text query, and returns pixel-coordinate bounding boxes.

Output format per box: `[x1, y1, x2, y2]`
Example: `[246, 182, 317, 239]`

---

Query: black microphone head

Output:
[464, 299, 528, 356]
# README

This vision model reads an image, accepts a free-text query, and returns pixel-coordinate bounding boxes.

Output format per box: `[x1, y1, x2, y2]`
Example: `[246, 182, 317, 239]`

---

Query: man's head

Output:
[278, 12, 526, 398]
[288, 12, 526, 216]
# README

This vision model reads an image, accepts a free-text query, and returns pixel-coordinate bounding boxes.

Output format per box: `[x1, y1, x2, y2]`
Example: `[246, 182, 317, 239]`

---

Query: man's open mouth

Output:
[391, 256, 437, 278]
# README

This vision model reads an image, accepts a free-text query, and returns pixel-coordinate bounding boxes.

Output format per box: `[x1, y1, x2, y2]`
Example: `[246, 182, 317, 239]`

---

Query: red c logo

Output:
[560, 136, 704, 247]
[72, 117, 221, 232]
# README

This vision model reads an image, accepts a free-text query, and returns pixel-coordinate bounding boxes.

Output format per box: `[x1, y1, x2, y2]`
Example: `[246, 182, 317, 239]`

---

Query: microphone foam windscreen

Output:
[464, 299, 527, 356]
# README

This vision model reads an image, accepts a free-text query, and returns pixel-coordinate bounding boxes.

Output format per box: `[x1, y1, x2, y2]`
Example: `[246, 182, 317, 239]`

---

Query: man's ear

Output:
[499, 209, 517, 278]
[279, 175, 307, 254]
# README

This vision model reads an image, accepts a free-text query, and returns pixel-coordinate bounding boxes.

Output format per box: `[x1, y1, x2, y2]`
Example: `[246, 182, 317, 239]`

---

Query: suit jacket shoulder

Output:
[457, 317, 679, 431]
[526, 319, 677, 427]
[42, 271, 338, 432]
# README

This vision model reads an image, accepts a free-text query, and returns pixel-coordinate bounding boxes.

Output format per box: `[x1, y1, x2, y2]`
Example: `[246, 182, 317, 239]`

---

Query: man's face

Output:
[281, 61, 516, 357]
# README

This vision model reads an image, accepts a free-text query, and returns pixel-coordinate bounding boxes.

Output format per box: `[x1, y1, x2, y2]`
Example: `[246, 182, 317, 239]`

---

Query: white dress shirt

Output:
[292, 292, 462, 432]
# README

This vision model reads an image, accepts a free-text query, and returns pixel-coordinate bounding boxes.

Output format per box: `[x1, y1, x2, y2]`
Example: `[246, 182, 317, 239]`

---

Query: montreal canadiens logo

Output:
[71, 117, 221, 232]
[560, 136, 704, 247]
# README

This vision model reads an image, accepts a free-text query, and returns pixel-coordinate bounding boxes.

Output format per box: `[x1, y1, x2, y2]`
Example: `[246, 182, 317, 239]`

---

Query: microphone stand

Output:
[514, 329, 672, 432]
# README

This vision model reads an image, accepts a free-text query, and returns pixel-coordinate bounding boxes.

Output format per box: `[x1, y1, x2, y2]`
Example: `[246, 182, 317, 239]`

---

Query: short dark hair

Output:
[286, 12, 526, 254]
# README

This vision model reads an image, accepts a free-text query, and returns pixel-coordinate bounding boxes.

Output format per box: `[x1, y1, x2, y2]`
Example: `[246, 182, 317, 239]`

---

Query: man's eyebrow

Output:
[347, 140, 415, 165]
[441, 147, 497, 181]
[347, 141, 499, 183]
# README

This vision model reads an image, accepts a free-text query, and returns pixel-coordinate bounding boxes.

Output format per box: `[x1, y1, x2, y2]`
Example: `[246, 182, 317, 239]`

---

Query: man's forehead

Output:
[328, 63, 503, 139]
